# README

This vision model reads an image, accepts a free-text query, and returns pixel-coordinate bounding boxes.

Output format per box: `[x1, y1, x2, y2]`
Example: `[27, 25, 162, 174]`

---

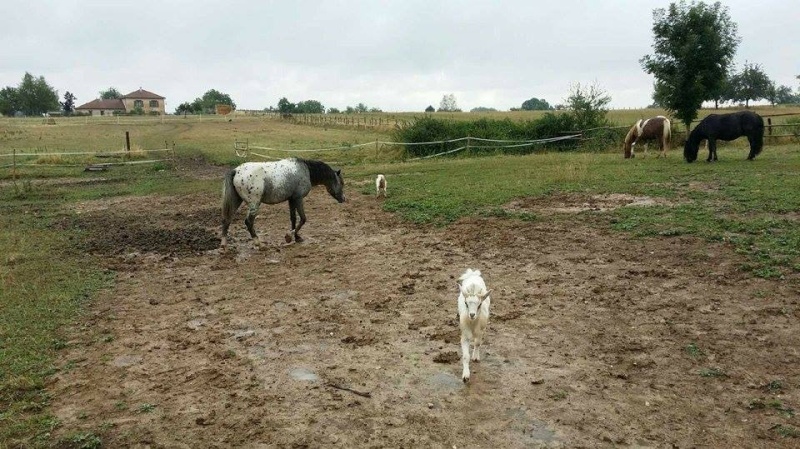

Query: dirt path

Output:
[50, 181, 800, 448]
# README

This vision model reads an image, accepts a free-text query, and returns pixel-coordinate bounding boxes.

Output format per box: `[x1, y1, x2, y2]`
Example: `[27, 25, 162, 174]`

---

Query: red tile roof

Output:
[122, 88, 165, 100]
[75, 99, 126, 110]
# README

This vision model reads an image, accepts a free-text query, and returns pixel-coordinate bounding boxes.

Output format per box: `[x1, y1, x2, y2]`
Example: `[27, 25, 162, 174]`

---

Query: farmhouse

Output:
[76, 88, 166, 116]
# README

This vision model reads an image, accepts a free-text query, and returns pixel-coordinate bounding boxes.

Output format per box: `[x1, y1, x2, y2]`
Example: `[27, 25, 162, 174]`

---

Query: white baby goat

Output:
[457, 268, 492, 383]
[375, 174, 387, 198]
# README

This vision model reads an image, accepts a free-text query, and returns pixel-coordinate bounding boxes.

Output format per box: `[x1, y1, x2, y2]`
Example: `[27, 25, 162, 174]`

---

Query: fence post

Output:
[466, 135, 471, 156]
[172, 141, 176, 162]
[768, 117, 773, 135]
[12, 147, 16, 181]
[125, 131, 131, 153]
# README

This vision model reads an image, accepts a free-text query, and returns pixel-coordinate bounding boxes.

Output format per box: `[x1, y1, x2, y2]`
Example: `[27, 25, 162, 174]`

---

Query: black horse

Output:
[684, 111, 764, 163]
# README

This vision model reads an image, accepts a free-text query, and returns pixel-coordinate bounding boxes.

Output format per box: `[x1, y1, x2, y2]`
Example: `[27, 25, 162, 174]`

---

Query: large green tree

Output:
[295, 99, 325, 114]
[99, 87, 122, 99]
[277, 97, 295, 114]
[191, 89, 236, 114]
[521, 97, 553, 111]
[16, 72, 59, 116]
[0, 87, 19, 116]
[729, 62, 773, 107]
[640, 1, 740, 129]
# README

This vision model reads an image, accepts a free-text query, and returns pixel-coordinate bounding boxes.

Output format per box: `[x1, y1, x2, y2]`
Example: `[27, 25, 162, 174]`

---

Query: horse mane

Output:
[623, 122, 639, 145]
[298, 158, 337, 185]
[622, 120, 641, 158]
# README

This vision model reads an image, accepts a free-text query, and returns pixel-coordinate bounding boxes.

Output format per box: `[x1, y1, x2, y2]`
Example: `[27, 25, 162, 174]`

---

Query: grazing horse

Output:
[623, 116, 671, 158]
[684, 111, 764, 163]
[221, 158, 345, 247]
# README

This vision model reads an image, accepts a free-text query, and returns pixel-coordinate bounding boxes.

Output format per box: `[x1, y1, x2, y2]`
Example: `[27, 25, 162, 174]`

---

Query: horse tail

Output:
[662, 118, 671, 148]
[752, 115, 765, 157]
[222, 168, 243, 224]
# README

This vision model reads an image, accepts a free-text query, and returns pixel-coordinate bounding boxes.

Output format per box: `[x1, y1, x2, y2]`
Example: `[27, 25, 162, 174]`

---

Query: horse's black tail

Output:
[750, 115, 765, 159]
[222, 169, 242, 229]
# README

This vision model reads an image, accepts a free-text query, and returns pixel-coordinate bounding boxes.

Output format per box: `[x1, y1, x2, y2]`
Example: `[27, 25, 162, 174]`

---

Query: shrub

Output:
[785, 117, 800, 137]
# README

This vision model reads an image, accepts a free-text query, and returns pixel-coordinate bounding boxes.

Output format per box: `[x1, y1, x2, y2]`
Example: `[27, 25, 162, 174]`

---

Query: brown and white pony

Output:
[623, 116, 671, 159]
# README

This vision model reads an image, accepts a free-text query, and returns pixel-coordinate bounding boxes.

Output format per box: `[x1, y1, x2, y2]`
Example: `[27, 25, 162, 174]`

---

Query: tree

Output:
[711, 72, 735, 109]
[99, 87, 122, 99]
[640, 1, 740, 129]
[16, 72, 59, 116]
[189, 89, 236, 114]
[521, 97, 552, 111]
[327, 107, 341, 114]
[355, 103, 368, 113]
[175, 102, 197, 116]
[565, 82, 611, 130]
[61, 91, 76, 115]
[0, 87, 19, 116]
[771, 85, 800, 105]
[438, 94, 459, 112]
[425, 105, 435, 113]
[729, 62, 773, 108]
[277, 97, 295, 114]
[295, 99, 325, 114]
[470, 107, 498, 112]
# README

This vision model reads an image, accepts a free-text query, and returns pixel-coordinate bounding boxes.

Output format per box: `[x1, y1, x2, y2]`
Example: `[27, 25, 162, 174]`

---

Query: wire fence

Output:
[235, 133, 585, 161]
[0, 145, 176, 175]
[233, 113, 800, 162]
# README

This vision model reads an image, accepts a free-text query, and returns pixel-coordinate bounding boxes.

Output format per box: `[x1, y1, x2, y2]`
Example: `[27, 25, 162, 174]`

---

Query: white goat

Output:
[457, 268, 492, 383]
[375, 174, 387, 198]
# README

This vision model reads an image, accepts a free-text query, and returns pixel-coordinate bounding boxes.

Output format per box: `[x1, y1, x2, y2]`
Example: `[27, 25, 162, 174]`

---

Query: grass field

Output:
[2, 105, 798, 166]
[1, 110, 799, 446]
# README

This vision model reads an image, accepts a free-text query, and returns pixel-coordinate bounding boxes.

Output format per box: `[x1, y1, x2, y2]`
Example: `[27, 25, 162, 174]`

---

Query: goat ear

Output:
[480, 289, 492, 300]
[456, 282, 465, 294]
[336, 169, 342, 176]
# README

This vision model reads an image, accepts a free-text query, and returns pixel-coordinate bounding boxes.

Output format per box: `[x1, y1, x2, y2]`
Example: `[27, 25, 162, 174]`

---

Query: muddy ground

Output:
[48, 167, 800, 448]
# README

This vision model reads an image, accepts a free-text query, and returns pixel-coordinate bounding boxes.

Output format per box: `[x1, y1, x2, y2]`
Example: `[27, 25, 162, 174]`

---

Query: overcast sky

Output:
[2, 1, 798, 112]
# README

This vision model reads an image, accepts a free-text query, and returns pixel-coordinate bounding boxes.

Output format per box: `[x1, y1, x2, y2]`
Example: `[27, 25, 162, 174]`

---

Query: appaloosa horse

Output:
[623, 116, 671, 158]
[221, 158, 345, 247]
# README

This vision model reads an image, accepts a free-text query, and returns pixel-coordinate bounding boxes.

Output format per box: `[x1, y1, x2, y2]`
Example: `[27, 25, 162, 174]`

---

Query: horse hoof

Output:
[284, 233, 293, 244]
[295, 235, 304, 243]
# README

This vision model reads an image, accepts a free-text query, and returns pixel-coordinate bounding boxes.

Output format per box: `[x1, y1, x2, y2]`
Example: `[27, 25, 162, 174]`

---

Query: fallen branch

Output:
[325, 382, 371, 398]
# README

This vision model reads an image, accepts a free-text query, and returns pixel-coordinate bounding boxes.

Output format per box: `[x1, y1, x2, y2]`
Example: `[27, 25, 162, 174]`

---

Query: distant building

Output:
[76, 88, 165, 116]
[74, 98, 125, 116]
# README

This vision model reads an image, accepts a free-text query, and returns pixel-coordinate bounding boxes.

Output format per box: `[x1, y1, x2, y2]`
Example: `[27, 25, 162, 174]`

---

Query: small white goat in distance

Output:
[457, 268, 492, 383]
[375, 174, 387, 198]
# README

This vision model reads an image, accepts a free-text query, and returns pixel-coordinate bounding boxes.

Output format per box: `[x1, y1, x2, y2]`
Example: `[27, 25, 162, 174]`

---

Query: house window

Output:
[100, 110, 105, 116]
[134, 100, 143, 108]
[149, 100, 159, 108]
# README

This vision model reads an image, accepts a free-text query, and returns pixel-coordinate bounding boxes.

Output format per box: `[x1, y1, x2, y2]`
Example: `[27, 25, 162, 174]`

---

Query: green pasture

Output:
[1, 111, 799, 446]
[2, 105, 798, 167]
